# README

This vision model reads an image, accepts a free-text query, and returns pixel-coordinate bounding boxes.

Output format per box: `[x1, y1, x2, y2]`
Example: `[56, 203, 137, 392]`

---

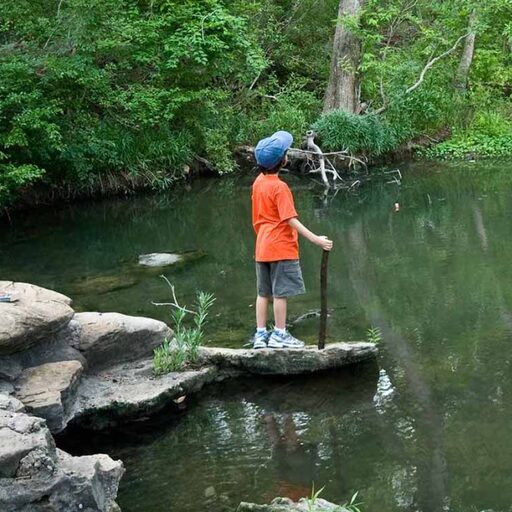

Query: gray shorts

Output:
[256, 260, 305, 298]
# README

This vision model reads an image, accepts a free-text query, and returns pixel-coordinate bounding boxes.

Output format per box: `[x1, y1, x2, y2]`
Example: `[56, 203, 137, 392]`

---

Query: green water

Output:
[4, 160, 512, 511]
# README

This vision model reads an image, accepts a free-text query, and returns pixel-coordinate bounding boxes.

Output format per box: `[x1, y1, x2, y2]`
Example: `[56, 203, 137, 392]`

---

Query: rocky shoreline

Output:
[0, 281, 378, 511]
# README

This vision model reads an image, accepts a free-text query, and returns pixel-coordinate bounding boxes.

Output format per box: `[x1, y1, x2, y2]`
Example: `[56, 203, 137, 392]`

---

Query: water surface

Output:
[4, 160, 512, 511]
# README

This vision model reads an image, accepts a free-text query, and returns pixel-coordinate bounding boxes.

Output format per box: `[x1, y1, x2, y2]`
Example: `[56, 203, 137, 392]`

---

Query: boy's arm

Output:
[288, 217, 333, 251]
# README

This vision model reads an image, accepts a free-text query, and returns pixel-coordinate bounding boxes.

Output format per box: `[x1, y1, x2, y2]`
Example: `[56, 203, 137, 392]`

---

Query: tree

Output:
[324, 0, 367, 113]
[454, 9, 477, 91]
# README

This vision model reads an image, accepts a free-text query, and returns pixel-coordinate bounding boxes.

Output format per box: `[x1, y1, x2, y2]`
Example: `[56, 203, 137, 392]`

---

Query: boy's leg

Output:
[268, 261, 305, 348]
[273, 297, 287, 330]
[256, 295, 270, 329]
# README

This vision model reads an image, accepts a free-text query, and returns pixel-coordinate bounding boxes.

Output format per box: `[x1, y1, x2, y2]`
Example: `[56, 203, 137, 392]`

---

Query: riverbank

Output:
[5, 135, 512, 219]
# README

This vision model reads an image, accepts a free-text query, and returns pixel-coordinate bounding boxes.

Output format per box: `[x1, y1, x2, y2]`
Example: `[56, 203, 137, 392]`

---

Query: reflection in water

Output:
[263, 413, 317, 501]
[373, 369, 395, 413]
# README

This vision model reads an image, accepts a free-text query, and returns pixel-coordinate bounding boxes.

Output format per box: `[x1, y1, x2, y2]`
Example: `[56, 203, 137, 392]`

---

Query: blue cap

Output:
[255, 131, 293, 169]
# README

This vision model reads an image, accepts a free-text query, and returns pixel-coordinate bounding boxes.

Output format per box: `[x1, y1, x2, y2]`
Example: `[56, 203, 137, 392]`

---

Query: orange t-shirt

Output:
[252, 173, 299, 262]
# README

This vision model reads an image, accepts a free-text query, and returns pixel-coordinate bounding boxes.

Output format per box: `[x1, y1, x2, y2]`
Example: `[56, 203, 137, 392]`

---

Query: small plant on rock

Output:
[366, 326, 382, 344]
[152, 276, 215, 376]
[306, 485, 363, 512]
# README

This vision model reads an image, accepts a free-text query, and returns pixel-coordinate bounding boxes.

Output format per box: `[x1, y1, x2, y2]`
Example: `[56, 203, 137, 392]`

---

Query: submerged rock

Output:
[238, 497, 341, 511]
[0, 281, 74, 356]
[0, 394, 124, 511]
[137, 250, 205, 268]
[73, 312, 172, 370]
[71, 274, 139, 295]
[14, 360, 84, 433]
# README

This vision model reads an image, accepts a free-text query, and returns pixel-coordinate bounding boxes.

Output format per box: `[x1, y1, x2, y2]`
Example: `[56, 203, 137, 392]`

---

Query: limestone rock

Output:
[74, 361, 219, 430]
[71, 342, 377, 430]
[74, 312, 172, 370]
[15, 318, 86, 370]
[238, 497, 341, 511]
[198, 342, 377, 375]
[137, 250, 205, 268]
[0, 393, 25, 413]
[138, 252, 182, 266]
[14, 360, 84, 432]
[0, 394, 124, 512]
[0, 281, 74, 356]
[0, 408, 54, 478]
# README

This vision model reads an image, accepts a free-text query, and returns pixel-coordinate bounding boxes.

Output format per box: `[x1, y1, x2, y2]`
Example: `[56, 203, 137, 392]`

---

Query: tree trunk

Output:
[454, 10, 477, 91]
[323, 0, 366, 113]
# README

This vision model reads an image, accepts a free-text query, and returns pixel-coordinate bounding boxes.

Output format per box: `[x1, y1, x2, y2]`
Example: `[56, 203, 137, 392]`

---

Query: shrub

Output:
[312, 110, 400, 156]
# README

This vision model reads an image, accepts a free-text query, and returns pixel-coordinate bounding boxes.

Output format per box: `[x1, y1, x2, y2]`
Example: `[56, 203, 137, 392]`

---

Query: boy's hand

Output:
[315, 235, 333, 251]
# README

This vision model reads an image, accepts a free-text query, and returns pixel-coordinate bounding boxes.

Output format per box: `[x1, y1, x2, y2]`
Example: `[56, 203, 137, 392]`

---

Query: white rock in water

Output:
[138, 253, 183, 267]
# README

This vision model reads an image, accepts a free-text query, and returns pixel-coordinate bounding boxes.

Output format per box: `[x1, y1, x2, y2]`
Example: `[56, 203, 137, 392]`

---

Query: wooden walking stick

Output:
[318, 249, 329, 349]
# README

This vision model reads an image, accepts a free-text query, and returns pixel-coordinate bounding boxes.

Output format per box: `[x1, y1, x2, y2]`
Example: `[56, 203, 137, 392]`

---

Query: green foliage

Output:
[153, 338, 186, 375]
[1, 0, 512, 206]
[0, 164, 45, 206]
[427, 109, 512, 159]
[153, 287, 215, 376]
[306, 486, 363, 512]
[313, 110, 401, 156]
[0, 0, 264, 206]
[366, 326, 382, 344]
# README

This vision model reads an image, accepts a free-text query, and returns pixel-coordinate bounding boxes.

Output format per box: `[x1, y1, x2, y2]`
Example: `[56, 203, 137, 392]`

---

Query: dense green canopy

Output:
[0, 0, 511, 206]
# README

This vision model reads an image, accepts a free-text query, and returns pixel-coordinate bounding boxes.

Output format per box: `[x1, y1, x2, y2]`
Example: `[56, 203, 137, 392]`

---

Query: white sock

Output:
[275, 328, 286, 336]
[256, 327, 266, 334]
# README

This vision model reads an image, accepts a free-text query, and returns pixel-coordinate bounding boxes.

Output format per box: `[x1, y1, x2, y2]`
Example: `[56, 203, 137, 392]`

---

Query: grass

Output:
[306, 485, 363, 512]
[153, 285, 215, 376]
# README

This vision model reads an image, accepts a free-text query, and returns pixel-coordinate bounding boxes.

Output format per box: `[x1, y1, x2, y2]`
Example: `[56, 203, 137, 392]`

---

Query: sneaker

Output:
[252, 330, 270, 349]
[268, 330, 305, 349]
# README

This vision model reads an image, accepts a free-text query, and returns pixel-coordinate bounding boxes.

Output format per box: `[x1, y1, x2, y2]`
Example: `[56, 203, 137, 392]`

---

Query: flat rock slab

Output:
[73, 360, 219, 429]
[0, 281, 74, 355]
[198, 342, 377, 375]
[71, 342, 377, 429]
[74, 312, 172, 370]
[14, 360, 84, 433]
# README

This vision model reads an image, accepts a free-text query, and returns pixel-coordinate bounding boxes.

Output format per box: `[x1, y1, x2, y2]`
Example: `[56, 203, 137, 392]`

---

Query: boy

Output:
[252, 131, 333, 349]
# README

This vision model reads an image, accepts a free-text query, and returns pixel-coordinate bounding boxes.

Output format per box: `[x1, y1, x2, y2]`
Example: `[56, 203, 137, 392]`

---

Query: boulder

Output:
[198, 342, 377, 375]
[0, 319, 85, 383]
[237, 497, 341, 511]
[0, 394, 124, 511]
[0, 281, 74, 356]
[0, 394, 25, 413]
[0, 408, 54, 478]
[73, 312, 172, 370]
[14, 360, 84, 432]
[15, 318, 86, 370]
